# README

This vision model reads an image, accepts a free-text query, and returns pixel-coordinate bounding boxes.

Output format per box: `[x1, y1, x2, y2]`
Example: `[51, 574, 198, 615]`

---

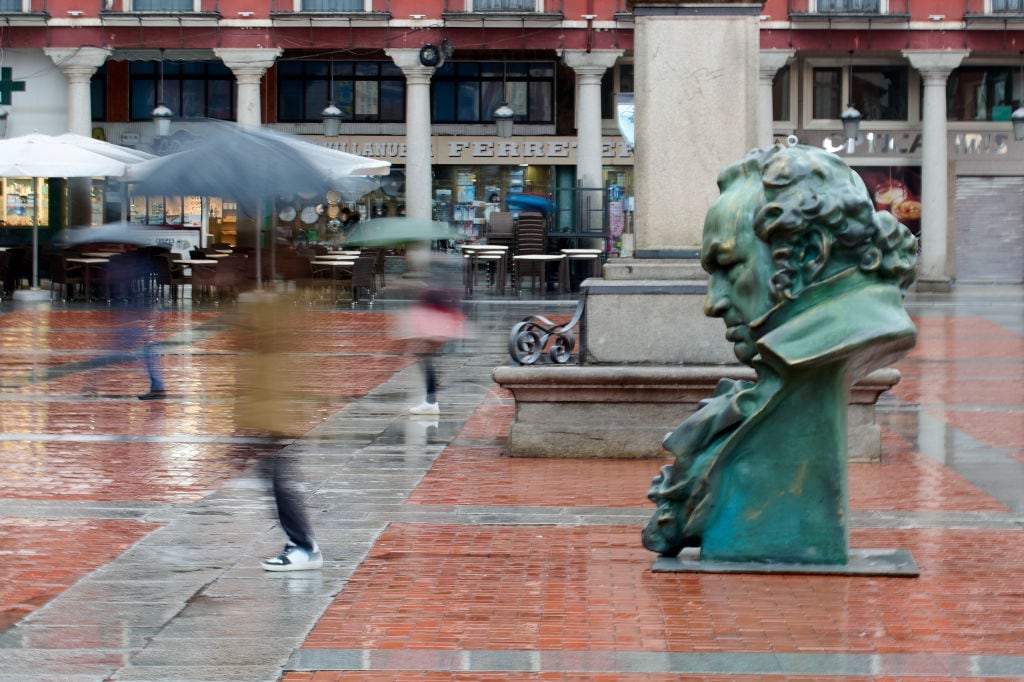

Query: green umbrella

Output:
[344, 217, 457, 247]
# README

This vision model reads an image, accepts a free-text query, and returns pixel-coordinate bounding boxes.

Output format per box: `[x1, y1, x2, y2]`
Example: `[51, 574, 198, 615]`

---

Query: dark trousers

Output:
[420, 354, 437, 403]
[266, 454, 315, 552]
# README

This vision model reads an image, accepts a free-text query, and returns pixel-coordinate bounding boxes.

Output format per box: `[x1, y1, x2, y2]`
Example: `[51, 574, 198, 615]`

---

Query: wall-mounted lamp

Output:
[841, 51, 862, 142]
[0, 106, 8, 138]
[493, 56, 514, 138]
[494, 103, 515, 138]
[322, 55, 342, 137]
[151, 49, 173, 137]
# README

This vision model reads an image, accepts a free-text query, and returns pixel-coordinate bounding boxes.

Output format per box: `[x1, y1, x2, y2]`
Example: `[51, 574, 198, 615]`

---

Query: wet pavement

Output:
[0, 283, 1022, 681]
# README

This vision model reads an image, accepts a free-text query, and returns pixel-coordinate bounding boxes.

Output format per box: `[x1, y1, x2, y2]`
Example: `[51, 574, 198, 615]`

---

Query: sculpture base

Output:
[653, 547, 919, 577]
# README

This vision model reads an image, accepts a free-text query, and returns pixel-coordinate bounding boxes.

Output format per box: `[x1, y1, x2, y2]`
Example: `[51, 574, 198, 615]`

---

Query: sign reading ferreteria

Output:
[312, 136, 635, 165]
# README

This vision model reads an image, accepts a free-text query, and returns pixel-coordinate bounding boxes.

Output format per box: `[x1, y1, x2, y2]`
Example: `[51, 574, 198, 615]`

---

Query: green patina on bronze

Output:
[642, 144, 919, 565]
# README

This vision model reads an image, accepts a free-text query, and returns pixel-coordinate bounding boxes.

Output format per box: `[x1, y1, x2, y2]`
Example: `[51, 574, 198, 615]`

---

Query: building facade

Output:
[0, 0, 1021, 283]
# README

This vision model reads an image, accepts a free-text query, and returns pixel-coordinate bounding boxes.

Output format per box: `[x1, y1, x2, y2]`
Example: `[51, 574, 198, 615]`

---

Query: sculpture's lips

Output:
[724, 325, 747, 342]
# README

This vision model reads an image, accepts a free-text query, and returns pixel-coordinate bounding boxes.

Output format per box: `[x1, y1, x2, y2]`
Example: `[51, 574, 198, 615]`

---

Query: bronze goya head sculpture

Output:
[643, 144, 918, 564]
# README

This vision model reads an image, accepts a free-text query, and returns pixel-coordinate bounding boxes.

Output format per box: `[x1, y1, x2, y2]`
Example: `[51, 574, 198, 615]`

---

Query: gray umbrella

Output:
[127, 122, 389, 202]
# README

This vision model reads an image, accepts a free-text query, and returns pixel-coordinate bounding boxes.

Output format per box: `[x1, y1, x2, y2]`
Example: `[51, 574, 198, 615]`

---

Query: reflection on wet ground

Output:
[0, 284, 1021, 680]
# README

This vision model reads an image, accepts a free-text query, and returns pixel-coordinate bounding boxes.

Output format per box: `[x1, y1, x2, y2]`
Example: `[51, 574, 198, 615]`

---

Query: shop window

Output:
[947, 66, 1023, 121]
[601, 62, 633, 120]
[277, 60, 405, 123]
[772, 64, 791, 122]
[129, 61, 235, 121]
[811, 64, 908, 121]
[91, 65, 107, 121]
[2, 178, 47, 228]
[432, 61, 554, 124]
[852, 65, 908, 120]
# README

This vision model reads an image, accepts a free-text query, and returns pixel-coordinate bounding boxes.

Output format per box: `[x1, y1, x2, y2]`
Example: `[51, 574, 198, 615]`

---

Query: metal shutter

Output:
[954, 176, 1024, 284]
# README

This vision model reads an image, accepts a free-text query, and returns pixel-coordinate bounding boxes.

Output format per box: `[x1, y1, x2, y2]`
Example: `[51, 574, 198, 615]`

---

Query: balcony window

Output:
[814, 0, 882, 11]
[991, 0, 1024, 12]
[277, 60, 404, 123]
[0, 0, 24, 11]
[469, 0, 540, 10]
[298, 0, 366, 10]
[432, 61, 554, 124]
[947, 67, 1023, 121]
[129, 0, 199, 10]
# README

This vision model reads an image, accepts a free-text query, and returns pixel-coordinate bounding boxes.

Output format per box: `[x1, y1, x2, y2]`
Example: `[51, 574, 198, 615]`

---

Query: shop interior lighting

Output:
[840, 50, 862, 142]
[322, 54, 342, 137]
[151, 49, 173, 137]
[493, 56, 515, 138]
[1013, 52, 1024, 141]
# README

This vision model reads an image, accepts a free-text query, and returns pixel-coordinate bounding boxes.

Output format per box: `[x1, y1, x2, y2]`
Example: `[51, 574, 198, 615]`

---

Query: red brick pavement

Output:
[0, 307, 414, 633]
[4, 304, 1024, 680]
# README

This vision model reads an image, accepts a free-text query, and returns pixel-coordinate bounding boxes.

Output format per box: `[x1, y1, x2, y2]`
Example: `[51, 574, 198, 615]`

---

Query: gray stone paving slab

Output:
[286, 648, 1024, 675]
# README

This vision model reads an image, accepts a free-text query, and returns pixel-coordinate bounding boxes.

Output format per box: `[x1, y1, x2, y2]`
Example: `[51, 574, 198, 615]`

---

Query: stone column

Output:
[45, 47, 112, 136]
[386, 49, 435, 222]
[903, 49, 969, 292]
[562, 49, 623, 237]
[214, 48, 282, 128]
[758, 49, 794, 148]
[630, 0, 762, 255]
[561, 50, 623, 189]
[45, 47, 113, 230]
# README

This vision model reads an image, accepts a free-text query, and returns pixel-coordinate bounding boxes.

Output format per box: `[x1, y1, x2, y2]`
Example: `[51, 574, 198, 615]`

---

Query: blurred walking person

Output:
[234, 294, 323, 571]
[400, 252, 469, 415]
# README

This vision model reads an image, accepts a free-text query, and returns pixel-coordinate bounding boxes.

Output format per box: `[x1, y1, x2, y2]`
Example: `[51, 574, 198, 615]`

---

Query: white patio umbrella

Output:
[0, 133, 145, 300]
[127, 122, 390, 287]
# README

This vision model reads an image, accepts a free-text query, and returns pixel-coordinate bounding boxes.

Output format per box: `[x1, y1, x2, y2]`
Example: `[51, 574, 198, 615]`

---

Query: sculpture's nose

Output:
[705, 278, 730, 317]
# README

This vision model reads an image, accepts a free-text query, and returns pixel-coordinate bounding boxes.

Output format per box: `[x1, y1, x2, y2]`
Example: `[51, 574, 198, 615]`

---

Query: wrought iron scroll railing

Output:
[508, 297, 585, 365]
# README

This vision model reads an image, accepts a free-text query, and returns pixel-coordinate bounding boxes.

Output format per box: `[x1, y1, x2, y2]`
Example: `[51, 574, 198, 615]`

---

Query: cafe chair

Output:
[512, 211, 564, 295]
[48, 254, 84, 302]
[154, 253, 191, 302]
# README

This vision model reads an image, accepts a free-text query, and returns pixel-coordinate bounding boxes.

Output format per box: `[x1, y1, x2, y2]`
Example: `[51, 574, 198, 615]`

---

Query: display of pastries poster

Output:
[853, 166, 922, 237]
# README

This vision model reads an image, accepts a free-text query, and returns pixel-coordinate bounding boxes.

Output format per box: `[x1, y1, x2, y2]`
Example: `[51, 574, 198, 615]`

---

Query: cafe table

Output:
[459, 244, 509, 295]
[65, 256, 110, 300]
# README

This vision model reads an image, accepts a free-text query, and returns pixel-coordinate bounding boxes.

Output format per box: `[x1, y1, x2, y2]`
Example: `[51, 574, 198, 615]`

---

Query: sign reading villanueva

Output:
[314, 136, 635, 165]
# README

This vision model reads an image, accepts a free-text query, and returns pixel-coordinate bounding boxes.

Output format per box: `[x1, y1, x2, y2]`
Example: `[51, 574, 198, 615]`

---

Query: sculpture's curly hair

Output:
[719, 145, 918, 299]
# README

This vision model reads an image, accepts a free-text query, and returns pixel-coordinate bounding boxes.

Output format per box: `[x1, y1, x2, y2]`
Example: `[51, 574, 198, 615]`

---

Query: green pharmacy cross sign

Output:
[0, 67, 26, 106]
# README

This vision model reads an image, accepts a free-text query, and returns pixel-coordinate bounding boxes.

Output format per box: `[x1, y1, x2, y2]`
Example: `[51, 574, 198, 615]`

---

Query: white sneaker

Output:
[261, 543, 323, 572]
[409, 400, 440, 415]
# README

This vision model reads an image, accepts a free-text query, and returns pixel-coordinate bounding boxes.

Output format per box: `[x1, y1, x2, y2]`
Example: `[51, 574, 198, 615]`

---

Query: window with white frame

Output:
[127, 0, 202, 10]
[812, 0, 885, 12]
[810, 63, 908, 121]
[468, 0, 542, 11]
[293, 0, 368, 11]
[989, 0, 1024, 12]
